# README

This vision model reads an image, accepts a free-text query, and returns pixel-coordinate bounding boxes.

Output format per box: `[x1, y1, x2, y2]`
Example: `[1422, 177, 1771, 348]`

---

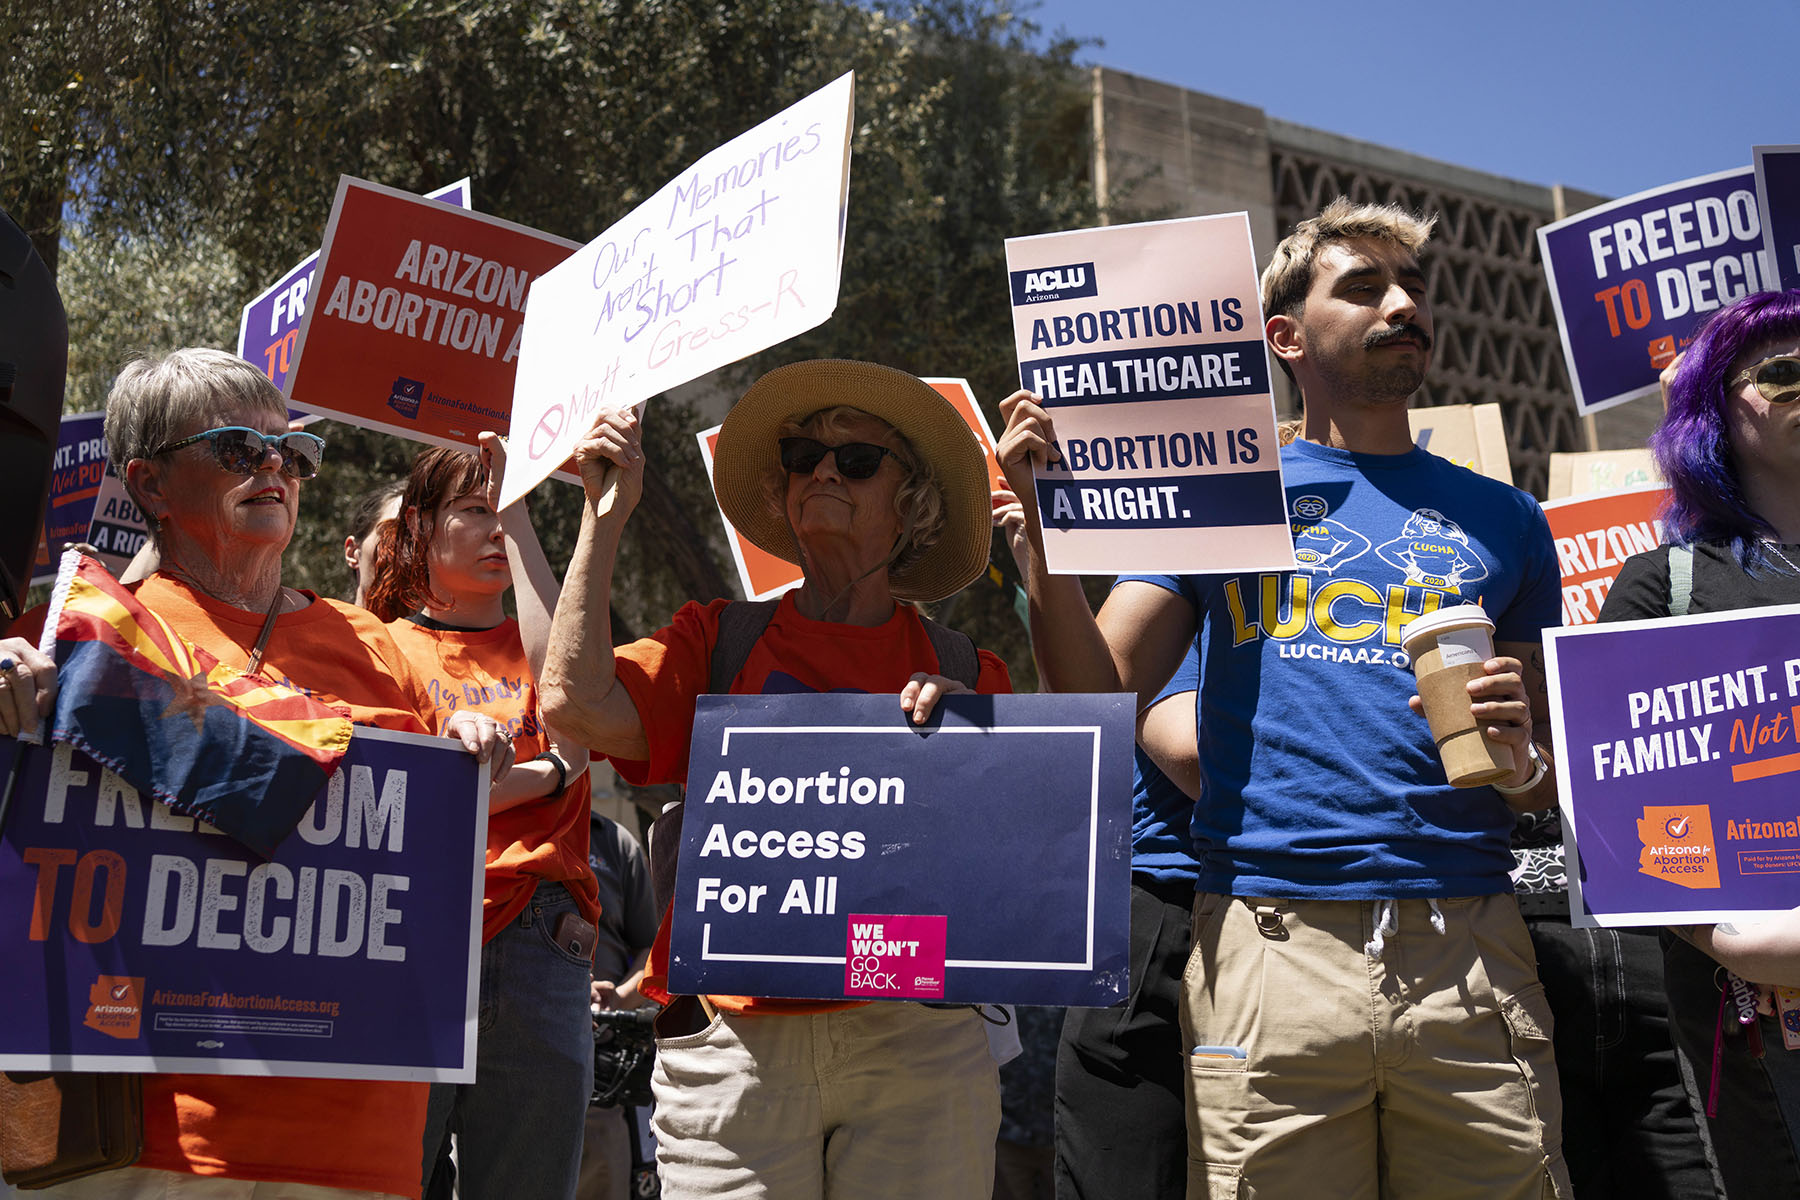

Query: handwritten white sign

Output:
[502, 73, 855, 508]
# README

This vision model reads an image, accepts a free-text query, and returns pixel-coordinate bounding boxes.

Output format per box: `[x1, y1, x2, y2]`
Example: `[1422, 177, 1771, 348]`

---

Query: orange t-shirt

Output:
[130, 573, 438, 1197]
[611, 594, 1011, 1016]
[386, 617, 598, 940]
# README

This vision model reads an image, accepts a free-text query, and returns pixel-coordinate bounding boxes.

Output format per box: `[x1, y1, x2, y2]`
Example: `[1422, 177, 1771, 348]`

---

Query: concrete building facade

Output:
[1089, 67, 1662, 498]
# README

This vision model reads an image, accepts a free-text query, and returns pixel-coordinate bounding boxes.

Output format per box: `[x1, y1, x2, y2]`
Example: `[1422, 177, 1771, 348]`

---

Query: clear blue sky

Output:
[1025, 0, 1796, 200]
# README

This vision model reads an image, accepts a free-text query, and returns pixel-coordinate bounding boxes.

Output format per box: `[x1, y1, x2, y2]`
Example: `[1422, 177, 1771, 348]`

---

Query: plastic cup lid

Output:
[1399, 603, 1495, 655]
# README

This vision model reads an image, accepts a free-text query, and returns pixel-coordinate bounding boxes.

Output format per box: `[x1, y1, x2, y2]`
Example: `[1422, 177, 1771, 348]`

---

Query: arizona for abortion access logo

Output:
[1636, 805, 1721, 889]
[388, 376, 425, 420]
[84, 975, 146, 1040]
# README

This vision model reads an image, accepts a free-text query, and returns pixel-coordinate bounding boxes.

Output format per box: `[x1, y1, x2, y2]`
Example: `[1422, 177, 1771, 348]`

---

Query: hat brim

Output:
[711, 360, 992, 603]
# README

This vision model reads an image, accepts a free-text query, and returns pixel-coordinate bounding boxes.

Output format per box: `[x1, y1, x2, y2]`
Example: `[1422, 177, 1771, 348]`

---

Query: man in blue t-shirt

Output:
[998, 198, 1570, 1199]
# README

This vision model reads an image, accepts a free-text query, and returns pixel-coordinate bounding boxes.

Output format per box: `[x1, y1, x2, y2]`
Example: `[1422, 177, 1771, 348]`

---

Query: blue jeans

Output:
[1526, 918, 1712, 1198]
[421, 882, 595, 1200]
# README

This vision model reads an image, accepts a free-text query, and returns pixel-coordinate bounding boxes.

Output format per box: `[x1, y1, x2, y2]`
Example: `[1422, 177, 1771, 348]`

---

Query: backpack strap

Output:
[1668, 545, 1694, 617]
[918, 613, 981, 690]
[709, 598, 781, 694]
[650, 599, 780, 914]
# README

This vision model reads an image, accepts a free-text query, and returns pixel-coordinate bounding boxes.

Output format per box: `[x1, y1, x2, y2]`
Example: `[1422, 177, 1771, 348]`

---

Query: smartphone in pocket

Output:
[552, 911, 597, 960]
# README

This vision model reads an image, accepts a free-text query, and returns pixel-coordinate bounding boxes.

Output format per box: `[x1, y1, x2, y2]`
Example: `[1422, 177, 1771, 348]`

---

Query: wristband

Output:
[532, 750, 571, 796]
[1494, 742, 1547, 796]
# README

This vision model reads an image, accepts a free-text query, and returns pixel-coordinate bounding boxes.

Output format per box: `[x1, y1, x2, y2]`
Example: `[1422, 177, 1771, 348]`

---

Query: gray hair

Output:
[105, 348, 288, 524]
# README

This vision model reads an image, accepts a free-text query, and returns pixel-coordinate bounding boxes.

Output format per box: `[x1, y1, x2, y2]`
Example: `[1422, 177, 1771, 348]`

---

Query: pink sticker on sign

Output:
[844, 914, 948, 1000]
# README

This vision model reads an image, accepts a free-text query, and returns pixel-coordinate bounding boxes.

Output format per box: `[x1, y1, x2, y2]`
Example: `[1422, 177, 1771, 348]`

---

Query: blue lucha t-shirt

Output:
[1125, 438, 1560, 899]
[1132, 643, 1202, 884]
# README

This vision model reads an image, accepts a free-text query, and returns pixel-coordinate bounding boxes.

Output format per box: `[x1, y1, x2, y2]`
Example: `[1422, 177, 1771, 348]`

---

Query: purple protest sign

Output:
[237, 178, 471, 395]
[0, 727, 485, 1080]
[1754, 146, 1800, 292]
[1545, 605, 1800, 926]
[1538, 168, 1779, 416]
[33, 412, 107, 587]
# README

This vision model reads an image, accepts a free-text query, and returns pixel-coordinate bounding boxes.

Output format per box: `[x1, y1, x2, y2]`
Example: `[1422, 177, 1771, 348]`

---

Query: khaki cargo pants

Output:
[1181, 893, 1571, 1199]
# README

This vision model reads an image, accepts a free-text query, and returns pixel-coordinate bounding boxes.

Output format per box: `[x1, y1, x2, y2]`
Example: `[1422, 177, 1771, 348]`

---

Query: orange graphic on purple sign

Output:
[1636, 806, 1721, 889]
[84, 975, 145, 1040]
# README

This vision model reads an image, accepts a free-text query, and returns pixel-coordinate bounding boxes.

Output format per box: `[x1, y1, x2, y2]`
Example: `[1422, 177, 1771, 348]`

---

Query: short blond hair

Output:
[1260, 197, 1436, 321]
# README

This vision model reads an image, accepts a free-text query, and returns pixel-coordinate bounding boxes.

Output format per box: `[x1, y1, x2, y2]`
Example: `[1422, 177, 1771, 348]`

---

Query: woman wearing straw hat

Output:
[543, 359, 1010, 1198]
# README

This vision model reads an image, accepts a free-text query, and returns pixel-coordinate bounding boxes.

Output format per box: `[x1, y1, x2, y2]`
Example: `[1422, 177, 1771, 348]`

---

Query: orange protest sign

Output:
[1542, 485, 1669, 626]
[921, 378, 1008, 495]
[287, 177, 580, 475]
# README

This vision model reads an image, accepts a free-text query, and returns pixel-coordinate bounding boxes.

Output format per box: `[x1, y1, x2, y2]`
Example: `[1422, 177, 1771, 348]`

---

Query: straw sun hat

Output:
[710, 359, 991, 603]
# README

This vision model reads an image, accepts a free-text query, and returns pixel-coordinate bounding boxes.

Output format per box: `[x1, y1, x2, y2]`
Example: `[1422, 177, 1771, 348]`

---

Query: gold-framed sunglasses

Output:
[1733, 355, 1800, 405]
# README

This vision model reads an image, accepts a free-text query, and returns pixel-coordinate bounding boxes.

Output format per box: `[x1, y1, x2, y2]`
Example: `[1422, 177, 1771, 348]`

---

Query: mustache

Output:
[1364, 322, 1432, 352]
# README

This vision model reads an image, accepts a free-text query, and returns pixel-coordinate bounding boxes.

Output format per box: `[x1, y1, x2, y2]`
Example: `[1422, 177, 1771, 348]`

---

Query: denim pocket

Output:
[531, 889, 598, 970]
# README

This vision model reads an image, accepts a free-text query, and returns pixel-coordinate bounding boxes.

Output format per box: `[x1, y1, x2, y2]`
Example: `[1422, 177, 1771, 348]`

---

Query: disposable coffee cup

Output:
[1400, 604, 1516, 789]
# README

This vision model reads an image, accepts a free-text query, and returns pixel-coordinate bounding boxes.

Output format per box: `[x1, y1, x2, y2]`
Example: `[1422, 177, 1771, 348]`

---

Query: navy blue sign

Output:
[1019, 339, 1270, 408]
[1009, 261, 1100, 305]
[1755, 146, 1800, 292]
[1035, 469, 1285, 531]
[668, 692, 1133, 1006]
[1539, 168, 1776, 415]
[0, 728, 485, 1081]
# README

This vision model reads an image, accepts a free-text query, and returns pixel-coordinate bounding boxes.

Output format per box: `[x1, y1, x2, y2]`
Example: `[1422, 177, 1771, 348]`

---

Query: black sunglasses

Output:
[778, 437, 894, 480]
[152, 426, 327, 479]
[1733, 355, 1800, 405]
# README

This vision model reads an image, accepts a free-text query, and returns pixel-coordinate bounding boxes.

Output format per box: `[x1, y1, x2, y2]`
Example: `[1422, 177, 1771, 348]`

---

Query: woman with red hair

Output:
[369, 436, 597, 1200]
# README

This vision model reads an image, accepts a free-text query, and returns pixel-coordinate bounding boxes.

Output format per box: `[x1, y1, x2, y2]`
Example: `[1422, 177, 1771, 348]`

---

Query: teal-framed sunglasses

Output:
[151, 426, 326, 479]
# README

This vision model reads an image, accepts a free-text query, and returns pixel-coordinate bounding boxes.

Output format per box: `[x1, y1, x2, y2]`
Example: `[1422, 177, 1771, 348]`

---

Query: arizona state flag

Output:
[36, 550, 352, 857]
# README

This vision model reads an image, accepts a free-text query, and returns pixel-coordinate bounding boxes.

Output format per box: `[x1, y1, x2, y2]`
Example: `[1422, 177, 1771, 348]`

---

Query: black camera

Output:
[591, 1006, 657, 1108]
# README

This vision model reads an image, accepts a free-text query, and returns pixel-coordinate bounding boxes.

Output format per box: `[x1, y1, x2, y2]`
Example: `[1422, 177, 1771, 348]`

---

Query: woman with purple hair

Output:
[1600, 288, 1800, 1192]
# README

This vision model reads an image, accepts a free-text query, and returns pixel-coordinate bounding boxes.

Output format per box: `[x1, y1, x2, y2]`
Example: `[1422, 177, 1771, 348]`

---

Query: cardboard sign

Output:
[691, 376, 1005, 602]
[83, 465, 150, 578]
[1543, 486, 1669, 626]
[503, 73, 857, 509]
[1547, 449, 1661, 500]
[285, 177, 580, 470]
[1539, 168, 1778, 415]
[1408, 404, 1514, 486]
[0, 728, 485, 1080]
[34, 413, 107, 586]
[1004, 214, 1291, 575]
[1546, 605, 1800, 926]
[1754, 145, 1800, 292]
[667, 692, 1133, 1006]
[238, 179, 471, 394]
